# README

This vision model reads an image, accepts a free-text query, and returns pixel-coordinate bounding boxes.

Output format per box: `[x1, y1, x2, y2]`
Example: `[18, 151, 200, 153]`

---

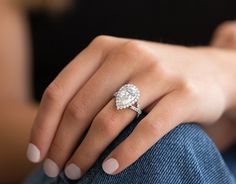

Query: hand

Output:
[203, 21, 236, 151]
[27, 36, 236, 180]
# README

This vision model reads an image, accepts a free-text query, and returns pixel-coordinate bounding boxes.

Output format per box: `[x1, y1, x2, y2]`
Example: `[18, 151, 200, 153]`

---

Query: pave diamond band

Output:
[113, 84, 142, 117]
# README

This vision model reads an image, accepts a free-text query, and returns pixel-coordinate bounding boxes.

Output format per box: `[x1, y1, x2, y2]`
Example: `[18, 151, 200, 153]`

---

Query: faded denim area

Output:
[25, 113, 236, 184]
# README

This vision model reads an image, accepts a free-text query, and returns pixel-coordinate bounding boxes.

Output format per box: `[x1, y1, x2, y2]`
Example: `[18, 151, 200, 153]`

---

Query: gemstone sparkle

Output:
[114, 84, 140, 110]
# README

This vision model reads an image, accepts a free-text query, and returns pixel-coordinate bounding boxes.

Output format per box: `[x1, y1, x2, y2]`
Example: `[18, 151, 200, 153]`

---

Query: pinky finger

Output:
[102, 90, 193, 175]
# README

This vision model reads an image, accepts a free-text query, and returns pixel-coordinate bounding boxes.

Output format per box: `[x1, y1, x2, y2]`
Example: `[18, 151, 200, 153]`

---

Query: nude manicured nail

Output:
[102, 158, 119, 174]
[65, 163, 82, 180]
[26, 143, 40, 163]
[43, 159, 59, 178]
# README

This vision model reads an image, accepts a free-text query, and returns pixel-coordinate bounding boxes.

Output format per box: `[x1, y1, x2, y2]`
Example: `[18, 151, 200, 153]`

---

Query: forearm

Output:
[0, 102, 38, 183]
[0, 1, 36, 183]
[0, 1, 32, 102]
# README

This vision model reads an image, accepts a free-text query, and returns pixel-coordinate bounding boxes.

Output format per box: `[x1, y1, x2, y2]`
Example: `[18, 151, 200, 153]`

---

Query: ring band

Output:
[113, 84, 142, 117]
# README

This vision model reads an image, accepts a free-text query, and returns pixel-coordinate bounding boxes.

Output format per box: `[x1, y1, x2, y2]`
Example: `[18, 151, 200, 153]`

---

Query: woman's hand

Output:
[27, 36, 236, 180]
[203, 21, 236, 152]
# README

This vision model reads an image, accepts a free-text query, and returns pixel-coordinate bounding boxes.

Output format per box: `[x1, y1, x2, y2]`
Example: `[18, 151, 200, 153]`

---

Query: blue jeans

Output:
[24, 113, 236, 184]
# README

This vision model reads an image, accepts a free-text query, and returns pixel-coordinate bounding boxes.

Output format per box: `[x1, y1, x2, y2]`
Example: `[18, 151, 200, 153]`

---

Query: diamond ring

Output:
[113, 84, 142, 117]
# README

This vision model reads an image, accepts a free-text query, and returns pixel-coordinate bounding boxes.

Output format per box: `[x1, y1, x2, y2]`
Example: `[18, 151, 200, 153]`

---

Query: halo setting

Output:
[114, 84, 141, 116]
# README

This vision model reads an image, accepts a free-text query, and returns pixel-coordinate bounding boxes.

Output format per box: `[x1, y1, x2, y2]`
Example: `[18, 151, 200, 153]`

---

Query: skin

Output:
[29, 32, 236, 179]
[0, 1, 37, 183]
[1, 0, 236, 182]
[203, 21, 236, 151]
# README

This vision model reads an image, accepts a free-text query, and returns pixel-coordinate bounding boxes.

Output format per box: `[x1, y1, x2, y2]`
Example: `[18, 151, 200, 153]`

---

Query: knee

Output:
[130, 123, 234, 183]
[140, 123, 217, 165]
[156, 123, 213, 153]
[136, 123, 213, 168]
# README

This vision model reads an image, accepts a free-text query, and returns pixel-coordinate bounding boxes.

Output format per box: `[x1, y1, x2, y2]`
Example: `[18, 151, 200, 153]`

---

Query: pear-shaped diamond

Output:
[115, 84, 140, 110]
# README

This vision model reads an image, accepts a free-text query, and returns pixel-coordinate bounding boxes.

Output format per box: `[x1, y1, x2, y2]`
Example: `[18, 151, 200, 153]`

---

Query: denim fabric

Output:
[24, 113, 236, 184]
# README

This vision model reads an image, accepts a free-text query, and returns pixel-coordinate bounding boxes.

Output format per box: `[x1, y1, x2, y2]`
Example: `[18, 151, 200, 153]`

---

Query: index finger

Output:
[27, 36, 125, 163]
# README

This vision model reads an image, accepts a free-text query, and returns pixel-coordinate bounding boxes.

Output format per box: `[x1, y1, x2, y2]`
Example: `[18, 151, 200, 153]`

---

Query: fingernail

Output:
[26, 143, 40, 163]
[102, 158, 119, 174]
[43, 159, 59, 178]
[65, 163, 82, 180]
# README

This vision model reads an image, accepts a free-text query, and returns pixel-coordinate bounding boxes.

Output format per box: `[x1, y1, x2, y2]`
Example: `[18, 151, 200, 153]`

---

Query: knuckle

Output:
[43, 81, 63, 103]
[111, 40, 157, 70]
[120, 40, 143, 57]
[50, 141, 65, 154]
[92, 111, 117, 136]
[73, 151, 94, 166]
[142, 120, 160, 137]
[124, 142, 140, 158]
[149, 60, 170, 80]
[123, 40, 142, 51]
[66, 101, 87, 122]
[117, 40, 146, 65]
[179, 79, 199, 98]
[90, 35, 113, 48]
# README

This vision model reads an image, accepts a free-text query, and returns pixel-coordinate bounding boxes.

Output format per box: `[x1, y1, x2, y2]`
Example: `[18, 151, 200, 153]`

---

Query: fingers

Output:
[27, 36, 124, 163]
[63, 72, 173, 180]
[101, 89, 193, 175]
[43, 45, 141, 177]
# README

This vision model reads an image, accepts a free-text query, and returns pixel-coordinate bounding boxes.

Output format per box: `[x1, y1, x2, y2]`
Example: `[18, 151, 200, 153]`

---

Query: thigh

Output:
[24, 113, 236, 184]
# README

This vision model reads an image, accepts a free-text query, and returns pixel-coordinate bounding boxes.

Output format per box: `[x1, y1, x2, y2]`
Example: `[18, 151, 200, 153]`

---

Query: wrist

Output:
[193, 47, 236, 111]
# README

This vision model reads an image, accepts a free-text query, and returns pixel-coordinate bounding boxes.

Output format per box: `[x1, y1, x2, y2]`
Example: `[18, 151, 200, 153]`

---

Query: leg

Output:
[24, 113, 235, 184]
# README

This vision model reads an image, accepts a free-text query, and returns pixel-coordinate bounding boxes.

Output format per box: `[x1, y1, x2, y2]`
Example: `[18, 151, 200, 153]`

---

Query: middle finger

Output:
[64, 71, 173, 180]
[43, 48, 136, 177]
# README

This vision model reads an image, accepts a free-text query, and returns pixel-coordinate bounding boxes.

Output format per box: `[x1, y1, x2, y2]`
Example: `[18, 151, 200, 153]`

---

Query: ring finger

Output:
[43, 49, 137, 177]
[64, 72, 173, 180]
